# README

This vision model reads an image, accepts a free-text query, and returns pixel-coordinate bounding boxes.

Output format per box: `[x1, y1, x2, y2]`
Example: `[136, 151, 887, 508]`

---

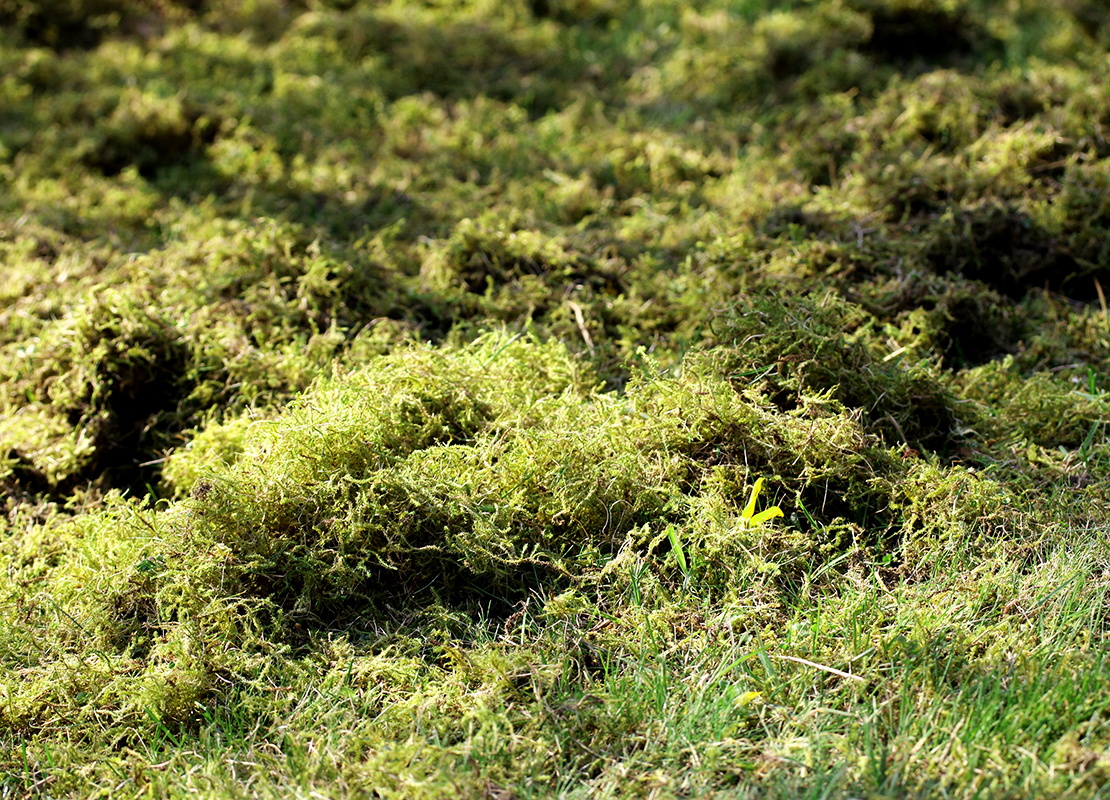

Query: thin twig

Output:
[773, 654, 866, 683]
[568, 301, 595, 356]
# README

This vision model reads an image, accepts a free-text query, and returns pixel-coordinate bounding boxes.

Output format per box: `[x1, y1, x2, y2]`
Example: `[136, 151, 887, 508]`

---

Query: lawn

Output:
[3, 0, 1110, 797]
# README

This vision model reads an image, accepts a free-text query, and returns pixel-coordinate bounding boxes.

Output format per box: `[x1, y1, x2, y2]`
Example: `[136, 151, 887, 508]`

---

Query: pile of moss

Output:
[3, 0, 1110, 797]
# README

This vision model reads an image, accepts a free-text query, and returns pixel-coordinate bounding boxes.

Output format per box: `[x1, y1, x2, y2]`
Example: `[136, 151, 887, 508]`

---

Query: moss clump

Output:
[0, 287, 189, 491]
[707, 290, 965, 455]
[0, 0, 188, 50]
[4, 1, 1110, 797]
[1, 335, 1027, 744]
[959, 358, 1110, 450]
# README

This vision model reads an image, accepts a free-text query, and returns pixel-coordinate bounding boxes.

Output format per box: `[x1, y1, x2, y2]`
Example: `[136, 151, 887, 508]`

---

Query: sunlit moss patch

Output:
[4, 1, 1110, 797]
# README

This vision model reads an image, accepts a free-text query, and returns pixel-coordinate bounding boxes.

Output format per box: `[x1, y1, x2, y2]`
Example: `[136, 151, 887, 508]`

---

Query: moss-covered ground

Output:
[5, 0, 1110, 796]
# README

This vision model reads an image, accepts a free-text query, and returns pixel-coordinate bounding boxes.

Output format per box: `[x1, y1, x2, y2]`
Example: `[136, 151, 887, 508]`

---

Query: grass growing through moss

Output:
[4, 0, 1110, 797]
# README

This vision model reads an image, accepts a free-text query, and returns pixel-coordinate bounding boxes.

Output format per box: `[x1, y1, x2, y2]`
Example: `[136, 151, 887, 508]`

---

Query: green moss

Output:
[4, 1, 1110, 796]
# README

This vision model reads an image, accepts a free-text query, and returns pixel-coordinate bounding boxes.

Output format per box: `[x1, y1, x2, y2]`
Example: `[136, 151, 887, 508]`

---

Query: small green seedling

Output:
[668, 478, 782, 584]
[740, 477, 784, 529]
[666, 524, 690, 582]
